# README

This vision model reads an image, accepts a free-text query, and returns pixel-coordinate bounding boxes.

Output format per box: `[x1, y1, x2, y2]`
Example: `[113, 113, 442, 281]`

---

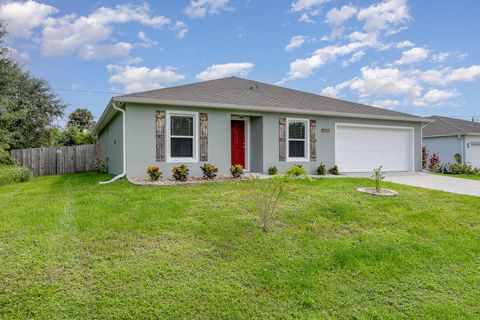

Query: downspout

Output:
[100, 102, 126, 184]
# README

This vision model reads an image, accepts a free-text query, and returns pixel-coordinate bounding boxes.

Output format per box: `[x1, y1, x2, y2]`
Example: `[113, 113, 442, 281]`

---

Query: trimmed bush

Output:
[316, 163, 326, 175]
[286, 165, 307, 177]
[230, 164, 244, 178]
[0, 165, 32, 186]
[172, 165, 189, 181]
[268, 166, 278, 175]
[93, 158, 108, 173]
[328, 165, 339, 175]
[200, 163, 218, 179]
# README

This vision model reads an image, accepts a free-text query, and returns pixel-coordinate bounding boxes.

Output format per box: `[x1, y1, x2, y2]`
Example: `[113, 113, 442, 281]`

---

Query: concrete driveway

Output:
[345, 172, 480, 197]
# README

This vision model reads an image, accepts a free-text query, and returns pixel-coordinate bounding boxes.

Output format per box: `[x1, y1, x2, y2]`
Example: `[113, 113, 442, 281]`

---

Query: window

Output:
[287, 118, 309, 161]
[167, 111, 198, 162]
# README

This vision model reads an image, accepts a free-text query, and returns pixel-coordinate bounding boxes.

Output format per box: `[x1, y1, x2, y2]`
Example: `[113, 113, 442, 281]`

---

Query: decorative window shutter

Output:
[200, 113, 208, 161]
[156, 111, 165, 161]
[279, 117, 286, 161]
[310, 119, 317, 161]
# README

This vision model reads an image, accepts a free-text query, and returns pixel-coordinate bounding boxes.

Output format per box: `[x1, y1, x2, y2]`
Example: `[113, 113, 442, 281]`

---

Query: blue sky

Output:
[1, 0, 479, 122]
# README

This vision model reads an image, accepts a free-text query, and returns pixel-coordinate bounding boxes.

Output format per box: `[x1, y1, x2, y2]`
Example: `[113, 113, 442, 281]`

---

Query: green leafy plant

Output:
[454, 153, 462, 165]
[93, 158, 108, 174]
[0, 148, 13, 165]
[328, 165, 339, 175]
[249, 175, 286, 232]
[450, 163, 479, 175]
[147, 165, 162, 181]
[286, 165, 307, 177]
[230, 164, 244, 178]
[268, 166, 278, 175]
[371, 166, 385, 192]
[316, 163, 326, 175]
[0, 165, 32, 186]
[200, 163, 218, 179]
[172, 165, 189, 181]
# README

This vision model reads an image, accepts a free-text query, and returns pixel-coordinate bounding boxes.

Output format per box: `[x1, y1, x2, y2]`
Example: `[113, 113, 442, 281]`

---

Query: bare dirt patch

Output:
[356, 187, 399, 197]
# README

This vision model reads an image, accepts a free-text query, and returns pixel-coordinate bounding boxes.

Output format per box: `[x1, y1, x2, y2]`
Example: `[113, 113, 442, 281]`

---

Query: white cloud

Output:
[446, 65, 480, 83]
[413, 89, 459, 107]
[173, 21, 188, 39]
[342, 50, 365, 67]
[320, 86, 339, 97]
[325, 5, 357, 26]
[356, 0, 410, 33]
[432, 51, 467, 63]
[5, 47, 29, 65]
[0, 0, 57, 38]
[183, 0, 232, 19]
[107, 64, 185, 92]
[196, 62, 254, 81]
[138, 31, 158, 48]
[40, 3, 169, 59]
[285, 36, 307, 51]
[395, 47, 429, 64]
[291, 0, 330, 12]
[285, 41, 366, 80]
[395, 40, 415, 48]
[291, 0, 330, 23]
[372, 99, 400, 110]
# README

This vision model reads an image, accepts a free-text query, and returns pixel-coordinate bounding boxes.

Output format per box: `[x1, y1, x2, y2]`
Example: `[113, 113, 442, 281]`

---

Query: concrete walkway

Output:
[345, 172, 480, 197]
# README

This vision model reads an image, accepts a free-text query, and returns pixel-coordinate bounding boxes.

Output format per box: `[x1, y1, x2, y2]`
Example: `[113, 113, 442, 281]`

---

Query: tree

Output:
[0, 23, 66, 150]
[67, 108, 95, 132]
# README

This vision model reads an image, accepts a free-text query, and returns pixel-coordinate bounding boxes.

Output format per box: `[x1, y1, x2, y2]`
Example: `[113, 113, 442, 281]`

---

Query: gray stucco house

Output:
[92, 77, 429, 179]
[423, 115, 480, 167]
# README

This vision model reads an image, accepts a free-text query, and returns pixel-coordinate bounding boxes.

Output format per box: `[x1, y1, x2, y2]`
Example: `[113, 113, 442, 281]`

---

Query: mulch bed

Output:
[356, 187, 399, 197]
[129, 175, 252, 186]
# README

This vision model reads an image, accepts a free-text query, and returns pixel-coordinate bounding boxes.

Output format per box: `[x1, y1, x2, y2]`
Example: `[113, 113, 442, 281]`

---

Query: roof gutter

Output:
[113, 96, 433, 124]
[99, 101, 126, 185]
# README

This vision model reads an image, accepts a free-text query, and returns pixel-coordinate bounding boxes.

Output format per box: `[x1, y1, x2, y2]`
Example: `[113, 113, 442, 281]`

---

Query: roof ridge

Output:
[432, 116, 468, 135]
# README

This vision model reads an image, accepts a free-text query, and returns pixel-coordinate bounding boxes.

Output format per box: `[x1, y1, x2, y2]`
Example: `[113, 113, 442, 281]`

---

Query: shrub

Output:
[249, 175, 286, 232]
[454, 153, 462, 165]
[328, 165, 339, 175]
[268, 166, 278, 175]
[316, 163, 326, 175]
[428, 153, 441, 172]
[93, 158, 108, 173]
[172, 165, 189, 181]
[286, 165, 307, 177]
[147, 165, 162, 181]
[230, 164, 244, 178]
[371, 166, 385, 192]
[0, 148, 14, 165]
[200, 163, 218, 179]
[450, 163, 479, 175]
[422, 146, 429, 170]
[0, 165, 32, 186]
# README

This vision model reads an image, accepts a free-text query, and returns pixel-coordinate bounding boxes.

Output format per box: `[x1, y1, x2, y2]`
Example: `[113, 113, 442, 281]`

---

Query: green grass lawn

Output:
[1, 173, 480, 319]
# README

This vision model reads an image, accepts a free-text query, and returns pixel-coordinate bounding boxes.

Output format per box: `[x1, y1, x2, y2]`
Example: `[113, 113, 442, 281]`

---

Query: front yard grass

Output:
[1, 173, 480, 319]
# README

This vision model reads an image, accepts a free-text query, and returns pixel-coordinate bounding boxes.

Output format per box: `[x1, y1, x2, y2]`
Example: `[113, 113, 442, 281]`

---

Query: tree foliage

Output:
[67, 108, 95, 132]
[0, 23, 66, 150]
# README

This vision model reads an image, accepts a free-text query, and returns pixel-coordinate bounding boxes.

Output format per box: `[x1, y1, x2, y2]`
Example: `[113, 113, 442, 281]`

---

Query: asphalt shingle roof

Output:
[423, 115, 480, 137]
[118, 77, 426, 121]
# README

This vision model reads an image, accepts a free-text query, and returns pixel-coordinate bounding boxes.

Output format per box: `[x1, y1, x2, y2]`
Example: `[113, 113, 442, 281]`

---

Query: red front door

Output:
[231, 120, 245, 167]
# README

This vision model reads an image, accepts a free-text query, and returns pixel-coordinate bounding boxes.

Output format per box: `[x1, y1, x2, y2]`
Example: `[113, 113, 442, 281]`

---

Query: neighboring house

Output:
[92, 77, 430, 178]
[423, 115, 480, 167]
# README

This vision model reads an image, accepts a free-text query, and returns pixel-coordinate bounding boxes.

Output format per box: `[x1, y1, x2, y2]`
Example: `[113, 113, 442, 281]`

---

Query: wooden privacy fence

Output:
[10, 144, 99, 176]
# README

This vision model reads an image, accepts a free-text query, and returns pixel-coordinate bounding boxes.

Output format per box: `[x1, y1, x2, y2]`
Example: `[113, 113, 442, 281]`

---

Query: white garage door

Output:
[470, 143, 480, 168]
[335, 124, 414, 172]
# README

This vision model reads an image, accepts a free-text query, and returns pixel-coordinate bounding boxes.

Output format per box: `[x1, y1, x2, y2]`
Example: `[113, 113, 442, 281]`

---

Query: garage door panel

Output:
[336, 125, 413, 172]
[470, 144, 480, 168]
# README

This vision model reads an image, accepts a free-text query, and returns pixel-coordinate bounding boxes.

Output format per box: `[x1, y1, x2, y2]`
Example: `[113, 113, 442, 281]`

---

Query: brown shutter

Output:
[156, 111, 165, 161]
[279, 117, 286, 161]
[310, 119, 317, 161]
[200, 113, 208, 161]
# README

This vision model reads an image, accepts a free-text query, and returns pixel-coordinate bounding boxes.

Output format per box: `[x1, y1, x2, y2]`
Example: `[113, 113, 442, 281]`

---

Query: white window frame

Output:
[286, 118, 310, 162]
[166, 110, 199, 163]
